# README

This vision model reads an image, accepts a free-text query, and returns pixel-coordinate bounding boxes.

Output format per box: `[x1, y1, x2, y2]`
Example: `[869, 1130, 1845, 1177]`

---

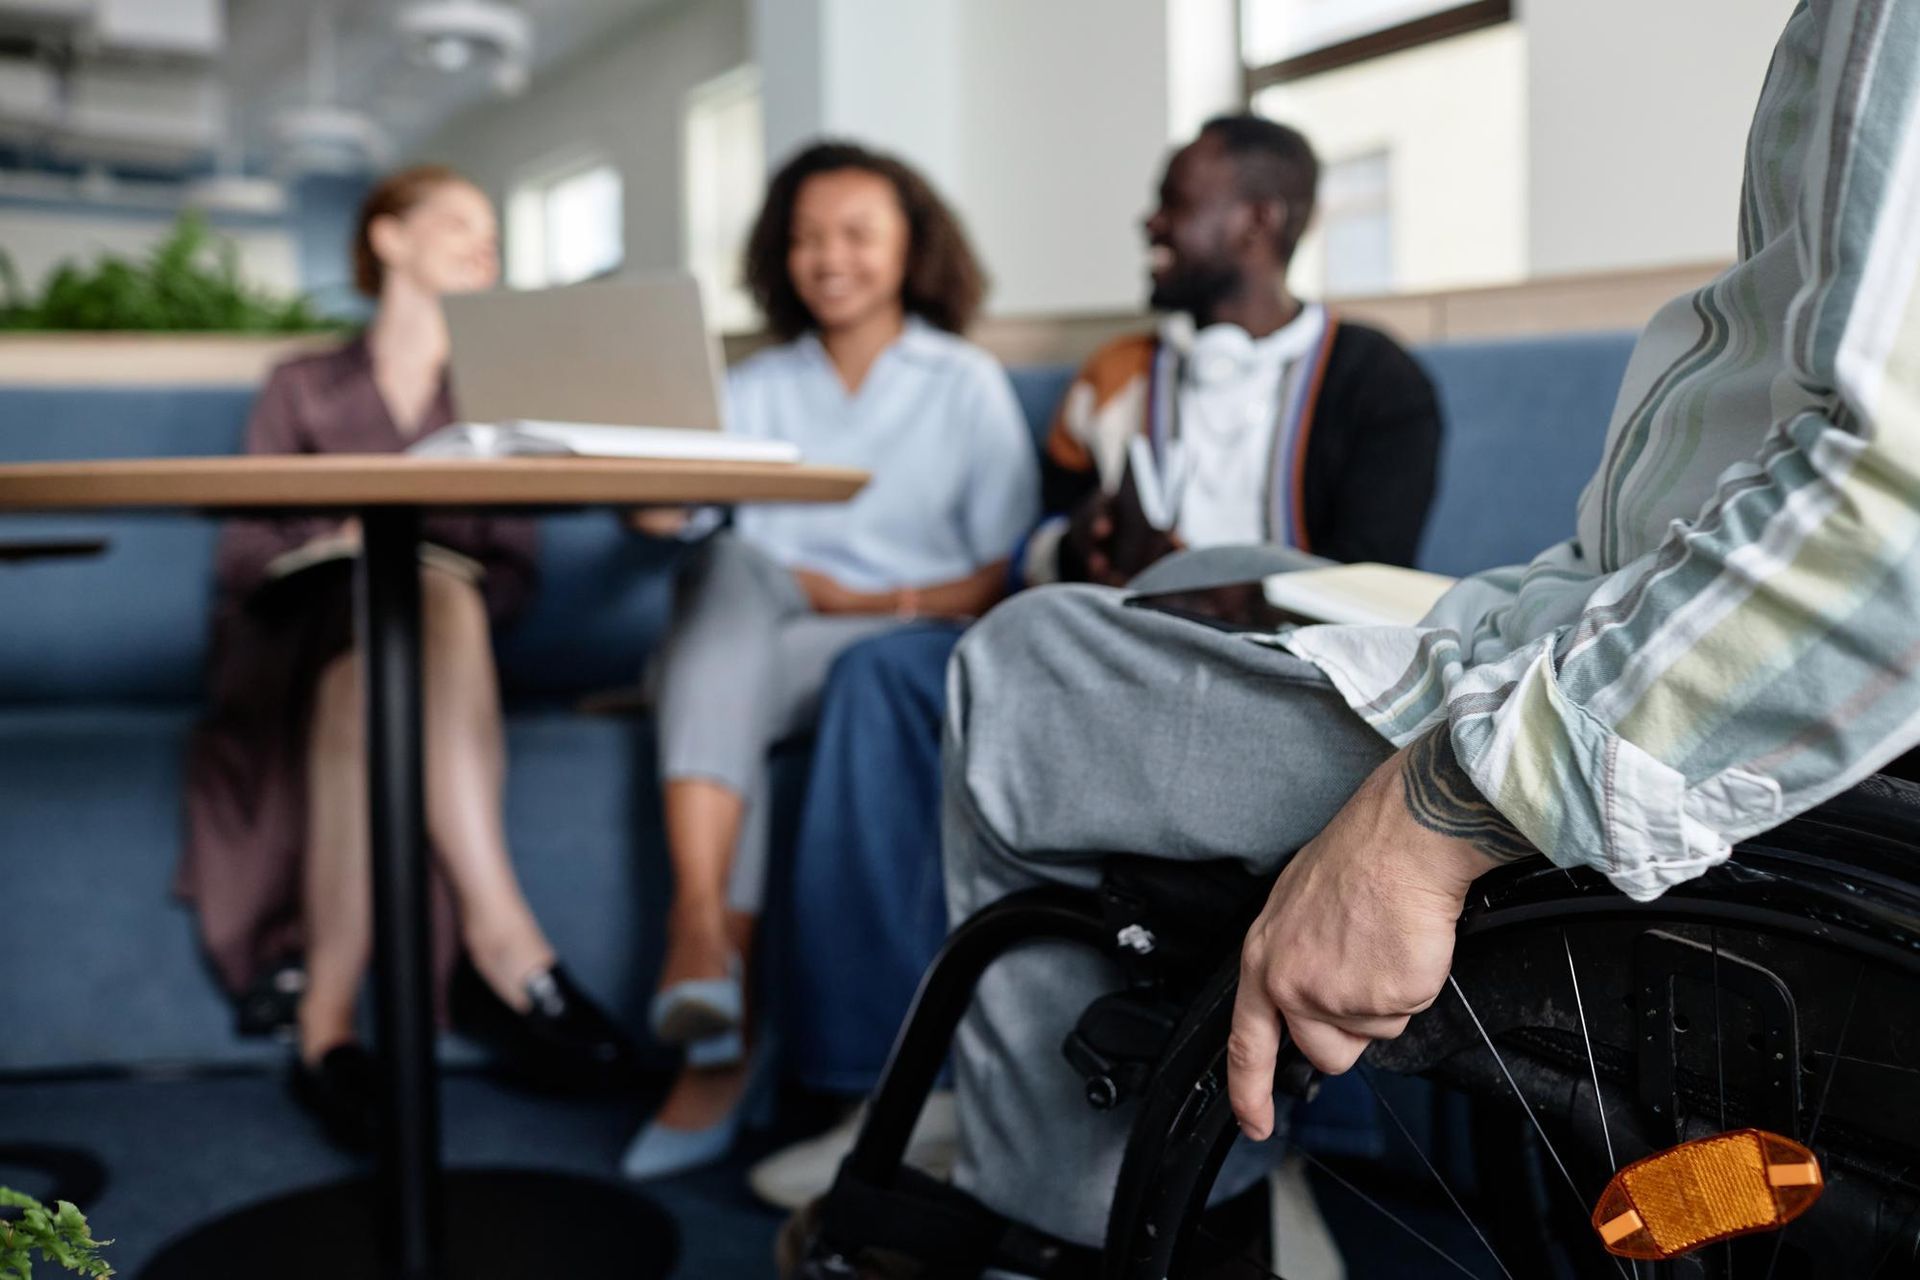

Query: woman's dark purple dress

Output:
[177, 336, 537, 1004]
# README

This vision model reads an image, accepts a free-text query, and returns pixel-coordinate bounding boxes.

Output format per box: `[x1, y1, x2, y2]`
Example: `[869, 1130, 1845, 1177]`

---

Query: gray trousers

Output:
[941, 552, 1390, 1246]
[655, 532, 900, 913]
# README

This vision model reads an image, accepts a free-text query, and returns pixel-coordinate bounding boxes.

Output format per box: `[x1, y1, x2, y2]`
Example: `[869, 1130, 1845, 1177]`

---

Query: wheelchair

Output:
[792, 771, 1920, 1279]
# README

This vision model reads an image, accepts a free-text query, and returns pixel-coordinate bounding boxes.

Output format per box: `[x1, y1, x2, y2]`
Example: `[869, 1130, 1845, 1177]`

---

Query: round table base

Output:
[139, 1169, 678, 1280]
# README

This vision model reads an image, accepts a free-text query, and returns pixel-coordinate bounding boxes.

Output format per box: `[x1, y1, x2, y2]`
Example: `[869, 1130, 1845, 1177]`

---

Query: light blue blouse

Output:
[727, 317, 1040, 593]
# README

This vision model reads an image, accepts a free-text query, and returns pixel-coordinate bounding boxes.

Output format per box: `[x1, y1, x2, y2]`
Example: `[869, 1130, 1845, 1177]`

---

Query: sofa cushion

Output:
[0, 388, 248, 703]
[492, 512, 681, 699]
[0, 386, 253, 461]
[1007, 366, 1074, 454]
[1414, 332, 1638, 577]
[0, 388, 685, 703]
[0, 703, 668, 1071]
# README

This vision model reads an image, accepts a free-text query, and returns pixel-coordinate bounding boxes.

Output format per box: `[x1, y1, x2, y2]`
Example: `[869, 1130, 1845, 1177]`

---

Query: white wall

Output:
[757, 0, 1179, 317]
[1257, 24, 1529, 295]
[1167, 0, 1243, 144]
[953, 0, 1173, 315]
[0, 206, 298, 296]
[818, 0, 964, 195]
[407, 0, 1804, 328]
[1526, 0, 1797, 276]
[420, 0, 749, 278]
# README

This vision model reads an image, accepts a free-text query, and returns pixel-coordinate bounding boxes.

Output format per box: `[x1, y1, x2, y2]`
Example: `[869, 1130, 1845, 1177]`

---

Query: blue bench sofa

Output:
[0, 330, 1637, 1074]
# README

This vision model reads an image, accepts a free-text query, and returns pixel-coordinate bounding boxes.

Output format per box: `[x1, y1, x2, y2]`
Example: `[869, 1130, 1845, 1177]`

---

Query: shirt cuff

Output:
[1020, 516, 1070, 587]
[1451, 643, 1782, 902]
[678, 506, 727, 542]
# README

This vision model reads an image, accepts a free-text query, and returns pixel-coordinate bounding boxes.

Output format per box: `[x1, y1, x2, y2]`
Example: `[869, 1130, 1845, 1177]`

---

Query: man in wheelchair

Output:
[797, 2, 1920, 1276]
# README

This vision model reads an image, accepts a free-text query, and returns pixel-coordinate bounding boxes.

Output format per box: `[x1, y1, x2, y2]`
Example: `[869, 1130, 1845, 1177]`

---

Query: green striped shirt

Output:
[1285, 0, 1920, 899]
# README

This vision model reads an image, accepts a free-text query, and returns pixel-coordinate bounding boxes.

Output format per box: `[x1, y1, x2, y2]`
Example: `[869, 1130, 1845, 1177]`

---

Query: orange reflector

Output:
[1591, 1130, 1823, 1260]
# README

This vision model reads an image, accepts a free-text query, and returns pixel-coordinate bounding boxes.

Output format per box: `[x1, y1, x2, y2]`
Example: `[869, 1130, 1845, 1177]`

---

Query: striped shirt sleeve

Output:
[1449, 0, 1920, 900]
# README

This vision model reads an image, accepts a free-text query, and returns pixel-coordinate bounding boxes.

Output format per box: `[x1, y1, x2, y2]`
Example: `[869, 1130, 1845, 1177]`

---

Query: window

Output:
[1319, 151, 1394, 296]
[506, 156, 623, 290]
[683, 66, 764, 333]
[1253, 22, 1527, 294]
[1241, 0, 1511, 87]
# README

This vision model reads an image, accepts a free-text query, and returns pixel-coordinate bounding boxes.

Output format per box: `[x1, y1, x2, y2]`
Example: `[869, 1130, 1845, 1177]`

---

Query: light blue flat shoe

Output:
[619, 1038, 774, 1181]
[649, 955, 743, 1045]
[685, 1026, 744, 1069]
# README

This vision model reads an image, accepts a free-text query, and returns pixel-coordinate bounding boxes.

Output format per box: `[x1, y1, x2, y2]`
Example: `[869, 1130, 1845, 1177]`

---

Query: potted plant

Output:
[0, 213, 334, 334]
[0, 1187, 112, 1278]
[0, 213, 344, 387]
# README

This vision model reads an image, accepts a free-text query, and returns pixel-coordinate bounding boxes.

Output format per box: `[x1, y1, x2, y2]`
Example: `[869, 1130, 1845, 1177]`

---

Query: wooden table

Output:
[0, 454, 866, 1280]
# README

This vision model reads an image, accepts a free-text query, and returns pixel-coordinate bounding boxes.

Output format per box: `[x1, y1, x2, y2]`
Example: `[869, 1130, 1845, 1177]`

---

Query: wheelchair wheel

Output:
[1103, 777, 1920, 1280]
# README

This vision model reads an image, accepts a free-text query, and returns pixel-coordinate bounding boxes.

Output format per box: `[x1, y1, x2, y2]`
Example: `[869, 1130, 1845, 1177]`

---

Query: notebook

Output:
[1260, 563, 1457, 627]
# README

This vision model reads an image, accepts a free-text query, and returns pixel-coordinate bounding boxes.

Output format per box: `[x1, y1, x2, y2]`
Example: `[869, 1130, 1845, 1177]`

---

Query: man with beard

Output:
[754, 116, 1439, 1234]
[1026, 113, 1438, 589]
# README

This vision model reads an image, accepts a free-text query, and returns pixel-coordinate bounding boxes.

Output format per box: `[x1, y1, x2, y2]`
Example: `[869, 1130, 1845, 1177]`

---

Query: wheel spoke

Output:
[1563, 932, 1643, 1280]
[1299, 1151, 1491, 1280]
[1446, 974, 1632, 1280]
[1356, 1064, 1517, 1280]
[1564, 930, 1618, 1173]
[1763, 961, 1867, 1280]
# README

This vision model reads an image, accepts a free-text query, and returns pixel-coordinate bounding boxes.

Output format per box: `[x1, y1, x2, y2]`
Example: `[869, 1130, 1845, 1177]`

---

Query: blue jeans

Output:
[785, 578, 1388, 1243]
[783, 623, 965, 1093]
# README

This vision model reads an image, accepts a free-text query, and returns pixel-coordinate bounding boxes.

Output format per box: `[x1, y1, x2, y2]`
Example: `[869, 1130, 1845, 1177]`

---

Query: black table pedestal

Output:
[139, 508, 675, 1280]
[359, 508, 443, 1278]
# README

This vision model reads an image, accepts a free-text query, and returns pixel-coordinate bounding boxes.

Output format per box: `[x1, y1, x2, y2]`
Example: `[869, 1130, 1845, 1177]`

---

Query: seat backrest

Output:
[1007, 365, 1075, 454]
[0, 385, 684, 704]
[0, 387, 249, 704]
[0, 332, 1642, 704]
[999, 332, 1640, 582]
[1413, 332, 1638, 577]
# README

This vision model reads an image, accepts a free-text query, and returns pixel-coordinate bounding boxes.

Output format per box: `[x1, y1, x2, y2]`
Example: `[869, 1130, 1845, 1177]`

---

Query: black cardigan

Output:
[1041, 320, 1443, 569]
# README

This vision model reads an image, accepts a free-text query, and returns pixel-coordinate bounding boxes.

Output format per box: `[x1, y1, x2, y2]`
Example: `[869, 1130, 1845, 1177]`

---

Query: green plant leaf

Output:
[0, 1188, 114, 1278]
[8, 212, 336, 334]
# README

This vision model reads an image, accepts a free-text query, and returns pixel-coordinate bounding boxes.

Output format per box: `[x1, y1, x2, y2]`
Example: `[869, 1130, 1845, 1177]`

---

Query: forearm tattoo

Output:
[1401, 728, 1538, 863]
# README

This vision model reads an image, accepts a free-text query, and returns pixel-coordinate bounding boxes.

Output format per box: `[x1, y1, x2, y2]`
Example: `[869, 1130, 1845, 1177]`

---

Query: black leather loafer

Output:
[288, 1043, 379, 1154]
[449, 959, 639, 1091]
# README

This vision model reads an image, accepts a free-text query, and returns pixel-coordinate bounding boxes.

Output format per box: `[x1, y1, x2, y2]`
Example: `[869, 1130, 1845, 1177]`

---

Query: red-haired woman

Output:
[181, 166, 632, 1149]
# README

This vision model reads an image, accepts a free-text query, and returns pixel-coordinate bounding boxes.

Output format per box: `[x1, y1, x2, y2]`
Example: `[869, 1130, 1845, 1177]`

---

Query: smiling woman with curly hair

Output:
[620, 140, 1040, 1180]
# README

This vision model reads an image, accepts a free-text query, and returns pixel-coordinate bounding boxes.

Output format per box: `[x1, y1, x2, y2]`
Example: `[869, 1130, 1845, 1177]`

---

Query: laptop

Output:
[421, 272, 797, 463]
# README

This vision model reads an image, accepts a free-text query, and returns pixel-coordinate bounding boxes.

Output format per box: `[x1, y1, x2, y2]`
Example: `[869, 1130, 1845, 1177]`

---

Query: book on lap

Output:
[265, 537, 483, 584]
[1261, 562, 1457, 627]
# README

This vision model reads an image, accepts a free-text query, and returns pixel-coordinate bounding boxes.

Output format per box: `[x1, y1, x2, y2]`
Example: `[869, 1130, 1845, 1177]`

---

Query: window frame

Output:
[681, 64, 764, 334]
[505, 147, 625, 291]
[1240, 0, 1513, 94]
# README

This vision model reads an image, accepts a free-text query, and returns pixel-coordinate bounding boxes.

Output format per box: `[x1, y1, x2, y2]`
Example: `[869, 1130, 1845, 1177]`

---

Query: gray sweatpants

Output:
[655, 532, 900, 913]
[941, 562, 1390, 1246]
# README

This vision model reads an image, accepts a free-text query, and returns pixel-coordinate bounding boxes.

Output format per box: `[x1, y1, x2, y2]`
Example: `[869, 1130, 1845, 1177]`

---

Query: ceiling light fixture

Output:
[395, 0, 531, 96]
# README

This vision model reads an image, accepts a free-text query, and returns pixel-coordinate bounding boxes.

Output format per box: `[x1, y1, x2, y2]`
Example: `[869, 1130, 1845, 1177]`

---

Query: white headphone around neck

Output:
[1158, 313, 1262, 388]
